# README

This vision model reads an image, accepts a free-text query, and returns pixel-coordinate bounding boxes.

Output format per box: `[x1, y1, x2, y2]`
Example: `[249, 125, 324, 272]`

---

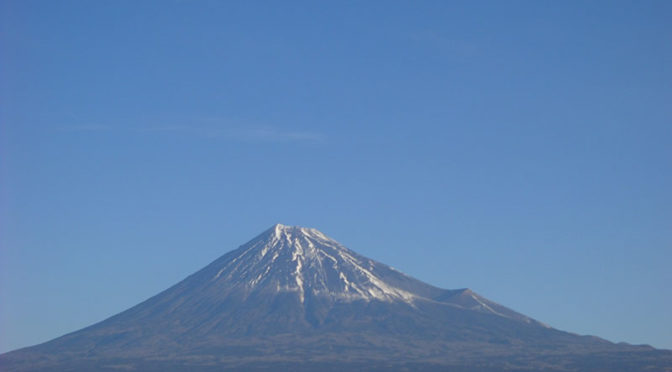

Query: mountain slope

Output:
[1, 224, 671, 372]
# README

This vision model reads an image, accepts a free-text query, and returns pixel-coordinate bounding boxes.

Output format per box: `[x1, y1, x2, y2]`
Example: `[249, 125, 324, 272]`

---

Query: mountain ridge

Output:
[1, 224, 671, 372]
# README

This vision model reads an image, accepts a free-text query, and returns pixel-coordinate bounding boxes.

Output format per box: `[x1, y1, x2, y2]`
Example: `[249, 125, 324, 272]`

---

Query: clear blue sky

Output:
[1, 0, 670, 353]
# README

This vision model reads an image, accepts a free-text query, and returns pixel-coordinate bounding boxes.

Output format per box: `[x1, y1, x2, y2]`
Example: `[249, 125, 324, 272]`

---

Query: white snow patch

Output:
[339, 272, 351, 292]
[260, 244, 270, 258]
[470, 294, 505, 317]
[336, 250, 416, 304]
[292, 239, 305, 303]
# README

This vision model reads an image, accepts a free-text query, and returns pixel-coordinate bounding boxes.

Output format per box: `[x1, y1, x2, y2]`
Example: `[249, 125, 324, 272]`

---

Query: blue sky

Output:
[1, 0, 670, 352]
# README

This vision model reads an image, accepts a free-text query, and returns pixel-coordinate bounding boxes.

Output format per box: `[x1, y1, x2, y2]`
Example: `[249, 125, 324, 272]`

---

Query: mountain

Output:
[1, 224, 671, 372]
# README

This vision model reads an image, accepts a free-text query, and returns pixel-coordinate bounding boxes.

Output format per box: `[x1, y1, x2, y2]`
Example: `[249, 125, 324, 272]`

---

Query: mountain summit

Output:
[206, 223, 421, 304]
[1, 224, 670, 372]
[179, 223, 539, 326]
[203, 223, 521, 312]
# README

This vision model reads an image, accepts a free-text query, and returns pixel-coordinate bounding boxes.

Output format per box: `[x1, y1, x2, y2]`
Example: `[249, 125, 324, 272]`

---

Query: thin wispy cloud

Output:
[241, 128, 325, 143]
[57, 124, 112, 132]
[133, 125, 225, 138]
[134, 125, 191, 133]
[135, 125, 325, 143]
[61, 123, 327, 144]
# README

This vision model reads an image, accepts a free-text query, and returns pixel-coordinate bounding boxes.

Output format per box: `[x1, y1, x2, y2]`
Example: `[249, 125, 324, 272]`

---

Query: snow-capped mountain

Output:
[205, 223, 421, 304]
[186, 224, 537, 318]
[1, 224, 670, 372]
